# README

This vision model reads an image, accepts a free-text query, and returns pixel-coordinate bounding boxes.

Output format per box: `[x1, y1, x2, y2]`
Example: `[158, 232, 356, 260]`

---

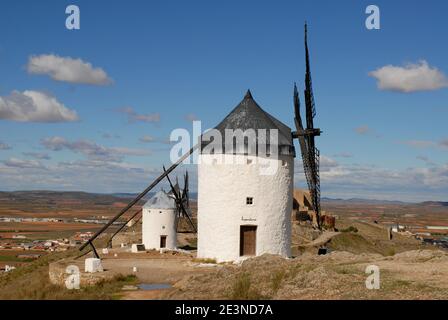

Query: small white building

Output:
[142, 190, 178, 250]
[4, 265, 16, 272]
[197, 91, 294, 263]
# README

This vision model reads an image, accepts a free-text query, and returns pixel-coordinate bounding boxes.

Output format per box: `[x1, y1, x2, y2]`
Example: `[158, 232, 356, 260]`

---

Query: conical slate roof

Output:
[143, 190, 176, 209]
[201, 90, 295, 156]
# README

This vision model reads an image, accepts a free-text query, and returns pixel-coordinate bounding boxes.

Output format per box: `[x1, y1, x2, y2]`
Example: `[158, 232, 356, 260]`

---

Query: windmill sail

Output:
[164, 167, 197, 233]
[294, 84, 314, 204]
[303, 23, 321, 223]
[293, 23, 322, 228]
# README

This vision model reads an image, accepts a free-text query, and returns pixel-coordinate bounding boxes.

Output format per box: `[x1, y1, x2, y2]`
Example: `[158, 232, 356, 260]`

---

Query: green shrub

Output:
[341, 226, 358, 233]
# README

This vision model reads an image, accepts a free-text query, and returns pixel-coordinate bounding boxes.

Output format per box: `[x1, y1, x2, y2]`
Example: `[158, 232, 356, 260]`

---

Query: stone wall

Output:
[49, 259, 115, 287]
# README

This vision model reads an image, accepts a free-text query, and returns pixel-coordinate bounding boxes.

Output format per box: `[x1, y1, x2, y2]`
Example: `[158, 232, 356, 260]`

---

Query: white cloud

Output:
[416, 155, 430, 162]
[41, 136, 150, 162]
[402, 140, 435, 148]
[138, 135, 173, 145]
[0, 90, 79, 122]
[110, 147, 150, 156]
[22, 152, 51, 160]
[401, 139, 448, 151]
[0, 158, 161, 193]
[439, 139, 448, 149]
[416, 155, 436, 166]
[185, 113, 199, 122]
[320, 155, 339, 171]
[295, 155, 339, 175]
[117, 107, 160, 123]
[369, 60, 448, 93]
[1, 150, 447, 201]
[294, 155, 448, 202]
[2, 157, 45, 169]
[0, 141, 12, 150]
[27, 54, 112, 85]
[333, 152, 353, 158]
[102, 132, 120, 139]
[355, 125, 370, 135]
[140, 135, 156, 143]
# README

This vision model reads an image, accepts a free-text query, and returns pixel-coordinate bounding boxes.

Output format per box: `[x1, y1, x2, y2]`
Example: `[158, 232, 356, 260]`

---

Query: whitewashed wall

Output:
[197, 154, 293, 262]
[142, 207, 177, 250]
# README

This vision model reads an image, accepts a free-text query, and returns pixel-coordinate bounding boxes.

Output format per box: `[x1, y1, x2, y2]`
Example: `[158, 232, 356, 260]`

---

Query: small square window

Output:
[246, 197, 253, 205]
[247, 159, 253, 165]
[282, 160, 288, 167]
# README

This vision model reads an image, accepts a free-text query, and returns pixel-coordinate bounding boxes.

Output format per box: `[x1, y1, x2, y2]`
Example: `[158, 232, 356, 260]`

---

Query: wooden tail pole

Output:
[89, 241, 100, 259]
[107, 209, 142, 246]
[79, 144, 199, 251]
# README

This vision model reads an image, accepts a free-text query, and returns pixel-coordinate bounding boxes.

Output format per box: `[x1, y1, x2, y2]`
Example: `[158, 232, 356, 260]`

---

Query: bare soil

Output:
[164, 249, 448, 300]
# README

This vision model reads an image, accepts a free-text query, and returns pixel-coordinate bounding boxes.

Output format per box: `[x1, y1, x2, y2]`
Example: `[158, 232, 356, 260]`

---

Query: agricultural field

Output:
[0, 191, 135, 219]
[322, 199, 448, 236]
[0, 191, 144, 271]
[0, 191, 447, 300]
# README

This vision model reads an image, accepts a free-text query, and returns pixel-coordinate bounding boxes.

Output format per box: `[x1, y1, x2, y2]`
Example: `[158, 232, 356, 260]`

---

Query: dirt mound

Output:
[241, 254, 289, 269]
[166, 246, 448, 300]
[392, 249, 448, 262]
[327, 233, 386, 255]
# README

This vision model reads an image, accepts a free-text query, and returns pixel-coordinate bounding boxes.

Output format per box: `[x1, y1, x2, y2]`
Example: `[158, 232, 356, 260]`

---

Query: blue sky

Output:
[0, 0, 447, 201]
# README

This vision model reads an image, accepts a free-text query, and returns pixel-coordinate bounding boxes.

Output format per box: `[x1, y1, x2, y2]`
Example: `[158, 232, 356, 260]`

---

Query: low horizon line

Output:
[0, 189, 446, 204]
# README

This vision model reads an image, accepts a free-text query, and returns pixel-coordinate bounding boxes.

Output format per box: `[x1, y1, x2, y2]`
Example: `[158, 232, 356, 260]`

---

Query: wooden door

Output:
[240, 226, 256, 256]
[160, 235, 167, 248]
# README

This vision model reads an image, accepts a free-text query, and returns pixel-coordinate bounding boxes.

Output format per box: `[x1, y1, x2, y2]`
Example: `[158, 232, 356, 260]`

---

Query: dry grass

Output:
[227, 272, 267, 300]
[0, 236, 136, 300]
[0, 260, 137, 300]
[166, 219, 448, 300]
[270, 269, 286, 293]
[192, 258, 217, 264]
[167, 250, 448, 300]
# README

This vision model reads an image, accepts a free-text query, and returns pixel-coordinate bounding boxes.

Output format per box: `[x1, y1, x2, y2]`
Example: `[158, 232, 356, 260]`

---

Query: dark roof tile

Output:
[201, 91, 294, 156]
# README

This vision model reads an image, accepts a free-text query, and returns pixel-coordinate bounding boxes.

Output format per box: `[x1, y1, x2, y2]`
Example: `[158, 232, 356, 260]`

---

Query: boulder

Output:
[85, 258, 103, 273]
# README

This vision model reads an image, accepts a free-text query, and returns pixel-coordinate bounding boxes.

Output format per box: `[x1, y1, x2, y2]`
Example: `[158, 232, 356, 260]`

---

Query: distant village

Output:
[0, 216, 124, 273]
[0, 229, 95, 251]
[387, 223, 448, 249]
[1, 208, 448, 274]
[0, 230, 94, 273]
[0, 216, 121, 225]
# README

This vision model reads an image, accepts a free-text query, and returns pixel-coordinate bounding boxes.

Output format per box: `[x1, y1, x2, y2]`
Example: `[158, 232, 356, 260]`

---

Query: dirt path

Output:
[101, 257, 216, 284]
[121, 288, 172, 300]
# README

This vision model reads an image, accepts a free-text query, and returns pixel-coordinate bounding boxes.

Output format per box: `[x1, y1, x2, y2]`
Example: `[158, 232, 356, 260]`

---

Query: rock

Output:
[49, 260, 114, 287]
[85, 258, 103, 273]
[122, 285, 138, 291]
[131, 244, 145, 253]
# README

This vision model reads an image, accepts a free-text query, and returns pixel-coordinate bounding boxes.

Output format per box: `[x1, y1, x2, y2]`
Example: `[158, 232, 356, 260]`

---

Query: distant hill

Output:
[110, 192, 198, 201]
[0, 190, 127, 202]
[0, 190, 199, 203]
[110, 193, 143, 199]
[419, 201, 448, 207]
[322, 197, 408, 205]
[0, 191, 442, 206]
